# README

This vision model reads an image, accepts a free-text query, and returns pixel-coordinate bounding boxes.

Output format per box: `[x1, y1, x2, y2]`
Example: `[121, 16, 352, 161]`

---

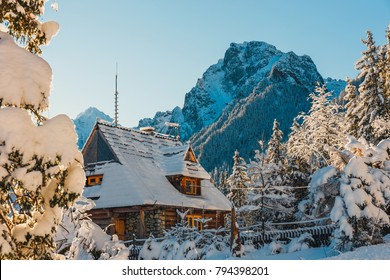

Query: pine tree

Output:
[266, 119, 285, 165]
[354, 30, 388, 143]
[384, 25, 390, 100]
[0, 0, 58, 54]
[372, 25, 390, 141]
[344, 78, 360, 138]
[226, 150, 250, 208]
[286, 118, 311, 185]
[218, 170, 230, 196]
[0, 5, 85, 259]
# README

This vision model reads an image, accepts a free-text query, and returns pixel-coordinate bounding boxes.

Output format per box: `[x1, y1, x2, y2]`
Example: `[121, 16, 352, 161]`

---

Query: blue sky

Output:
[41, 0, 390, 127]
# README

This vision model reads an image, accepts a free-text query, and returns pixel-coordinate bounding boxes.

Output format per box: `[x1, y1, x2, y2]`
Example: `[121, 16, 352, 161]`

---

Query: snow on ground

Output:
[325, 234, 390, 260]
[219, 234, 390, 260]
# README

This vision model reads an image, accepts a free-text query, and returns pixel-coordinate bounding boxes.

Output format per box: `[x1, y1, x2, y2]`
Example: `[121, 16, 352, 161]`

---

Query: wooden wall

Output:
[88, 206, 229, 240]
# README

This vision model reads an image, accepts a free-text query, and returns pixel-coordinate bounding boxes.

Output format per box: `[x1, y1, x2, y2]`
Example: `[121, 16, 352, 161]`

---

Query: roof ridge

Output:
[96, 120, 181, 143]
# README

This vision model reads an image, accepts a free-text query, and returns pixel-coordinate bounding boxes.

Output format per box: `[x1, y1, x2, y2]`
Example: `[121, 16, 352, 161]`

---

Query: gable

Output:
[82, 126, 119, 165]
[184, 147, 197, 163]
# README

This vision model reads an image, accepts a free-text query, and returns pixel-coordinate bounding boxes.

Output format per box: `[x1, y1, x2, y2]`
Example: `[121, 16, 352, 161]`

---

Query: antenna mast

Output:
[114, 63, 119, 127]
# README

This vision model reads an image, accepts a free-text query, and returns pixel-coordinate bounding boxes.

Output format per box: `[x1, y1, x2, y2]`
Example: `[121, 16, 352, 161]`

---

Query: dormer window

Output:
[86, 174, 103, 187]
[166, 175, 201, 196]
[183, 178, 200, 195]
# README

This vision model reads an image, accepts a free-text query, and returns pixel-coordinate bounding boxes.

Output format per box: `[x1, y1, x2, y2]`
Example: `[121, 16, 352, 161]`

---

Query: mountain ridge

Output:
[74, 41, 346, 172]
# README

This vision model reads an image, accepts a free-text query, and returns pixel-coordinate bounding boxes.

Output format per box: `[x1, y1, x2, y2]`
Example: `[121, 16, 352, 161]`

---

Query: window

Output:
[182, 177, 201, 195]
[187, 214, 202, 230]
[167, 176, 202, 196]
[86, 175, 103, 187]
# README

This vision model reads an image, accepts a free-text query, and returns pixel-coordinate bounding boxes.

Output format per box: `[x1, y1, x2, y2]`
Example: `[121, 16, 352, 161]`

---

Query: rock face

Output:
[73, 107, 113, 149]
[137, 41, 329, 171]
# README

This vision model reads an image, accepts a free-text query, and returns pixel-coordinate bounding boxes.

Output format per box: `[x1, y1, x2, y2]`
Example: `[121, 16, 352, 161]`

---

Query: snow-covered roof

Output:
[82, 121, 231, 211]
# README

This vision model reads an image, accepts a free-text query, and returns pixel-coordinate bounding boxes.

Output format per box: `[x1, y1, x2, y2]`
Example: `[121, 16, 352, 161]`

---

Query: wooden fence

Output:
[241, 224, 337, 248]
[125, 223, 337, 260]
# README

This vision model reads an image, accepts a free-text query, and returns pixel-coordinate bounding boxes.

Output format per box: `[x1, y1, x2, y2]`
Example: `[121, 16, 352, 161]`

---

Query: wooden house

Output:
[82, 121, 231, 240]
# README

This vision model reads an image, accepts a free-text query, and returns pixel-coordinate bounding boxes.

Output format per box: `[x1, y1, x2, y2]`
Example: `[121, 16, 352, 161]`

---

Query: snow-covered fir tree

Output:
[210, 163, 230, 196]
[373, 25, 390, 140]
[331, 137, 390, 251]
[218, 170, 230, 197]
[286, 117, 311, 188]
[344, 78, 361, 138]
[226, 150, 250, 208]
[287, 84, 346, 172]
[352, 30, 389, 144]
[383, 25, 390, 99]
[266, 119, 285, 165]
[0, 6, 85, 259]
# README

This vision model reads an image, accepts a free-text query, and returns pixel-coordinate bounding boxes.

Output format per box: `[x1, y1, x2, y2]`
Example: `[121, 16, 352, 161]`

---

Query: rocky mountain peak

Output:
[73, 107, 113, 149]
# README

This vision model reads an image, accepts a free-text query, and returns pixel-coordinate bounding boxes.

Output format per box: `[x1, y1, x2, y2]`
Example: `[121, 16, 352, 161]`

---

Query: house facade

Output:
[82, 121, 231, 240]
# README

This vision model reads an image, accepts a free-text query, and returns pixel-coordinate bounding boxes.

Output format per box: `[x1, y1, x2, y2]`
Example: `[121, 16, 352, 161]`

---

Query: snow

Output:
[309, 166, 337, 190]
[16, 3, 25, 14]
[40, 21, 60, 45]
[229, 234, 390, 260]
[344, 157, 371, 182]
[51, 1, 59, 12]
[0, 31, 52, 111]
[0, 108, 81, 165]
[326, 239, 390, 260]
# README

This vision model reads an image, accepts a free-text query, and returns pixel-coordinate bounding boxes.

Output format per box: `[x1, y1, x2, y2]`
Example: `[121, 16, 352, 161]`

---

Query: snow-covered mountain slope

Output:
[73, 107, 113, 149]
[191, 48, 324, 170]
[138, 41, 341, 171]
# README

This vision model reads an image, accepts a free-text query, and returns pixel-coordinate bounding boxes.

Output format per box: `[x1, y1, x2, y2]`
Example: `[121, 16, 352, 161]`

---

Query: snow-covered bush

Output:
[297, 166, 339, 220]
[55, 197, 129, 260]
[331, 137, 390, 251]
[262, 233, 313, 255]
[267, 240, 285, 255]
[286, 233, 313, 253]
